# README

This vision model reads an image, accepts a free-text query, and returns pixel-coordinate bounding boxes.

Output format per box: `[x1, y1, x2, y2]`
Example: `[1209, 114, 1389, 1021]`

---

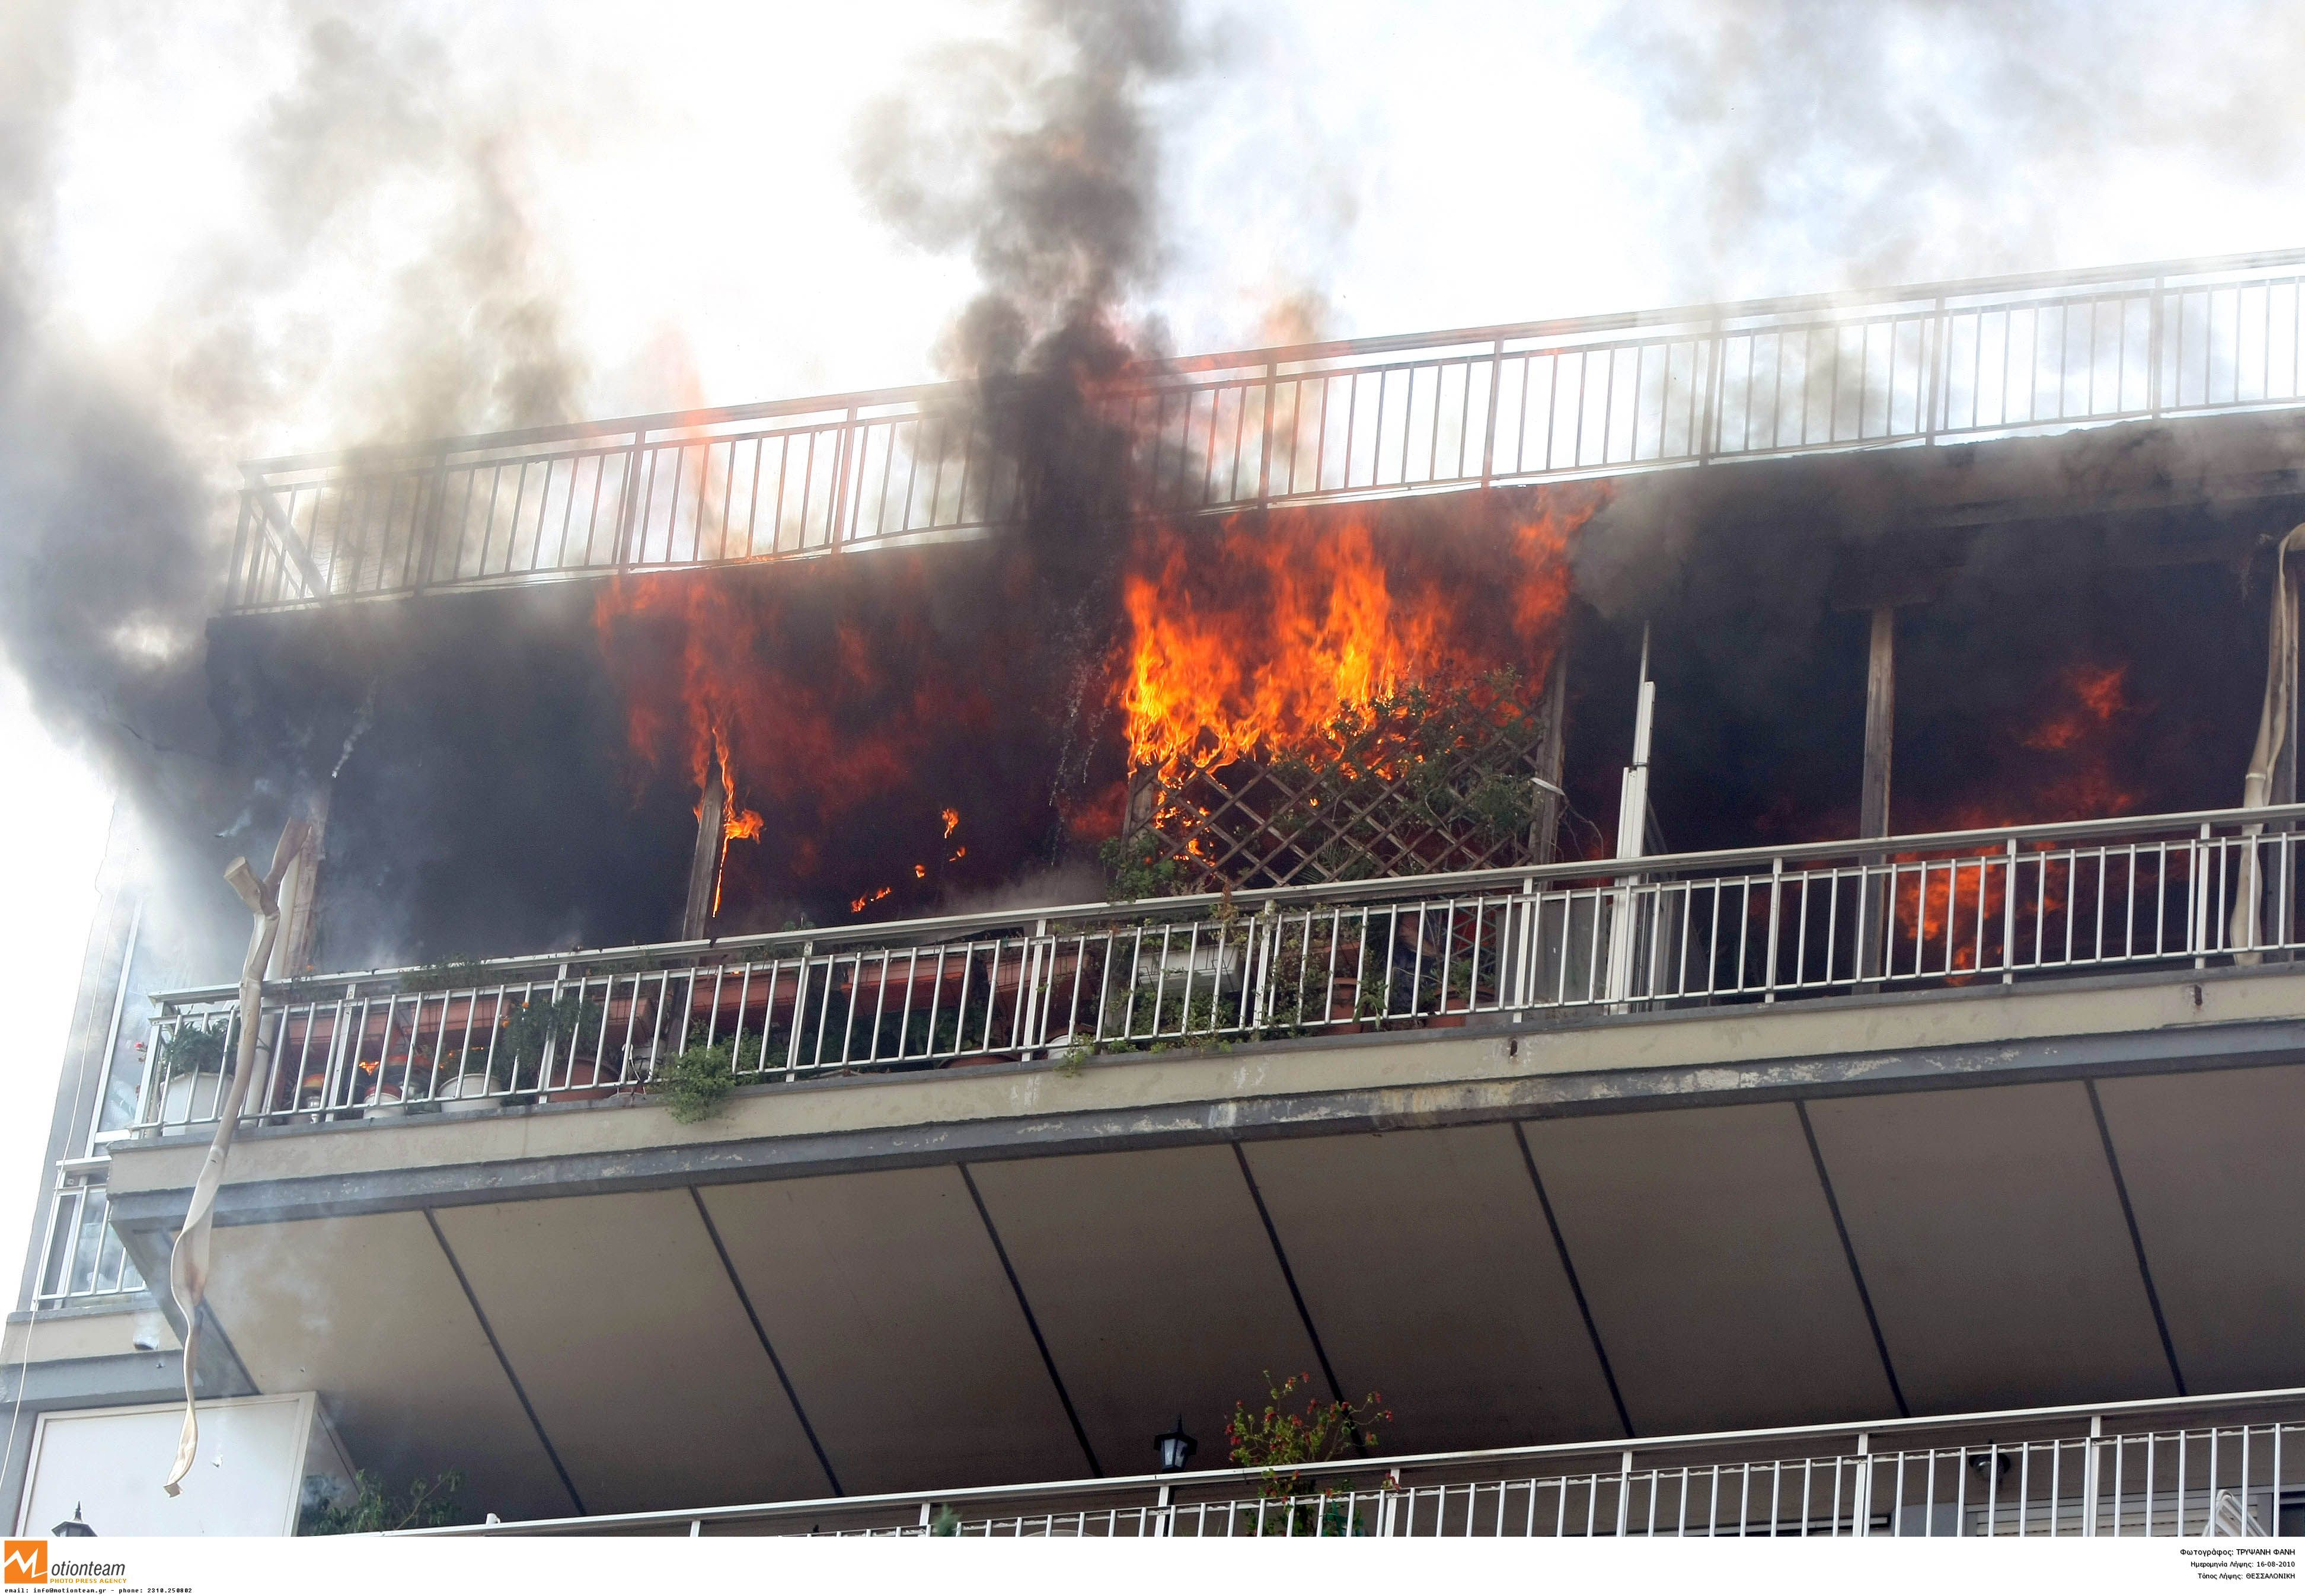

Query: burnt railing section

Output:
[228, 248, 2305, 611]
[131, 805, 2305, 1134]
[413, 1387, 2305, 1538]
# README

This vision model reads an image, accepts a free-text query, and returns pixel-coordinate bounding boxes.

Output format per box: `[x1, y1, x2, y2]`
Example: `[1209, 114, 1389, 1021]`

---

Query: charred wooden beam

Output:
[1859, 605, 1897, 983]
[1860, 606, 1896, 841]
[267, 789, 330, 981]
[1530, 651, 1569, 866]
[681, 759, 727, 942]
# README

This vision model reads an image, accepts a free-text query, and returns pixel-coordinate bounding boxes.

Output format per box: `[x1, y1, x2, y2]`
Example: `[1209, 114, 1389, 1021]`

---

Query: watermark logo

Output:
[1, 1540, 46, 1586]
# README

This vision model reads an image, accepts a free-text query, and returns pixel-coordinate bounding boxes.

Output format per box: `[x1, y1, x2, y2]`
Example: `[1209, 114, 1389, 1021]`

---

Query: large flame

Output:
[595, 480, 1596, 922]
[705, 726, 765, 917]
[1120, 505, 1585, 780]
[592, 549, 1016, 924]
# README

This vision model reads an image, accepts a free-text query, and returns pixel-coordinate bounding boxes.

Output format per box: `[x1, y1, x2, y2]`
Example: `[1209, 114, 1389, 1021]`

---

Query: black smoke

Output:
[0, 2, 590, 976]
[851, 0, 1201, 831]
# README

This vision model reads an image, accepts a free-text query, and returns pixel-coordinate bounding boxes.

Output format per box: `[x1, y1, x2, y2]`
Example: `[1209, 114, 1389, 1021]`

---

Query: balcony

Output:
[83, 799, 2305, 1521]
[420, 1387, 2305, 1538]
[132, 803, 2305, 1135]
[226, 248, 2305, 613]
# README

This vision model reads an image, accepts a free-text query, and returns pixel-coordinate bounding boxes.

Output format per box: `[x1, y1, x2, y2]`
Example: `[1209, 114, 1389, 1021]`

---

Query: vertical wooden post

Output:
[1117, 762, 1163, 892]
[1860, 607, 1897, 840]
[681, 759, 727, 943]
[1859, 606, 1897, 983]
[1531, 647, 1571, 866]
[269, 790, 332, 981]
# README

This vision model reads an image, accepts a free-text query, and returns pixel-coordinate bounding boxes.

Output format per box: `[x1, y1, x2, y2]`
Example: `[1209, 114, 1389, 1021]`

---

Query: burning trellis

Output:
[1119, 665, 1568, 892]
[1113, 508, 1582, 895]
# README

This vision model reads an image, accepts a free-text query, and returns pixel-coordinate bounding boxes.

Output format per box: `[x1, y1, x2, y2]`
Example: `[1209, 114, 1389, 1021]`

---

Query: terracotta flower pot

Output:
[542, 1059, 618, 1105]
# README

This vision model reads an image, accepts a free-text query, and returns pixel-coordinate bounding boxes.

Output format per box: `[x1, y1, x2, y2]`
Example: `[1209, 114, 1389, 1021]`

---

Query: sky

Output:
[7, 0, 2305, 1287]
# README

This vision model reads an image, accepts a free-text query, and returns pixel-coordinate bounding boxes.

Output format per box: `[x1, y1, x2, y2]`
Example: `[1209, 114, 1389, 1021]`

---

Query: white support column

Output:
[2084, 1414, 2103, 1537]
[1605, 630, 1655, 1010]
[1854, 1433, 1871, 1537]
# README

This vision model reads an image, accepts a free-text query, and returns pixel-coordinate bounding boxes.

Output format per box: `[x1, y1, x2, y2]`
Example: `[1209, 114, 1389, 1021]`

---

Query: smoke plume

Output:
[0, 2, 589, 972]
[1595, 0, 2305, 296]
[848, 0, 1200, 835]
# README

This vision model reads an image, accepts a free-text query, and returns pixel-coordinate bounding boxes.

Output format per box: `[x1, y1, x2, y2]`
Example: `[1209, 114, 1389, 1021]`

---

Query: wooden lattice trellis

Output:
[1119, 665, 1569, 892]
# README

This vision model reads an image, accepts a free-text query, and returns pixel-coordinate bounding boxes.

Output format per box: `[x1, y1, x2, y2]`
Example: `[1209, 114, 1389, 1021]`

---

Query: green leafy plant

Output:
[423, 991, 609, 1098]
[297, 1468, 465, 1534]
[397, 959, 494, 996]
[497, 993, 604, 1087]
[1101, 832, 1186, 902]
[928, 1505, 962, 1536]
[1225, 1371, 1392, 1534]
[158, 1018, 232, 1076]
[648, 1036, 766, 1123]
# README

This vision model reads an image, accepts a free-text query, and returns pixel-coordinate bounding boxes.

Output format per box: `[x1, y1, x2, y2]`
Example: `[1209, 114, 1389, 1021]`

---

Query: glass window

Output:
[67, 1187, 107, 1296]
[36, 1191, 81, 1300]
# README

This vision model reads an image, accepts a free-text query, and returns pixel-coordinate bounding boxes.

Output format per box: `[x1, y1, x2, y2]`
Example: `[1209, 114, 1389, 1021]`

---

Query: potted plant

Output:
[422, 992, 612, 1111]
[358, 1059, 410, 1118]
[427, 1038, 500, 1113]
[298, 1469, 466, 1534]
[497, 992, 607, 1105]
[153, 1017, 233, 1128]
[1224, 1372, 1393, 1536]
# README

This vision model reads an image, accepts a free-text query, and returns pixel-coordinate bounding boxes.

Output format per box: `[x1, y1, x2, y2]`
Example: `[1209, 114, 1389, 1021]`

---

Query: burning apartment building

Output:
[14, 248, 2305, 1541]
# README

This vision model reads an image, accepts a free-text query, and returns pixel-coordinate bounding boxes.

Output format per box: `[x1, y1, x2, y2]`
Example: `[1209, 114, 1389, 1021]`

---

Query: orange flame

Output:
[942, 806, 960, 838]
[704, 726, 765, 918]
[2020, 664, 2132, 752]
[595, 560, 996, 923]
[1891, 662, 2145, 975]
[1119, 506, 1584, 780]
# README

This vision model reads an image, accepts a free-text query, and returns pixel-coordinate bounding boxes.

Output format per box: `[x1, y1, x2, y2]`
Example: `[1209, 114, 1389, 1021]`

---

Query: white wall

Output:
[14, 1392, 349, 1538]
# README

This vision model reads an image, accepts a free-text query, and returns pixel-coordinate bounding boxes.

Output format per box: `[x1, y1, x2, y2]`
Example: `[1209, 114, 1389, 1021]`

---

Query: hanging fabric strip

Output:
[162, 818, 307, 1496]
[2230, 525, 2305, 963]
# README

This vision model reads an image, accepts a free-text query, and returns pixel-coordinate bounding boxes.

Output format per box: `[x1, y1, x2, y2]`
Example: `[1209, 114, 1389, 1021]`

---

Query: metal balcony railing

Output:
[130, 804, 2305, 1135]
[227, 248, 2305, 612]
[30, 1172, 145, 1305]
[406, 1386, 2305, 1538]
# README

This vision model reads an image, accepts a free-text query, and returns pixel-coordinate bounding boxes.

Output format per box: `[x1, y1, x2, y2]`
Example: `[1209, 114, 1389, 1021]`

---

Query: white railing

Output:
[130, 804, 2305, 1135]
[29, 1172, 143, 1305]
[402, 1386, 2305, 1538]
[227, 248, 2305, 611]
